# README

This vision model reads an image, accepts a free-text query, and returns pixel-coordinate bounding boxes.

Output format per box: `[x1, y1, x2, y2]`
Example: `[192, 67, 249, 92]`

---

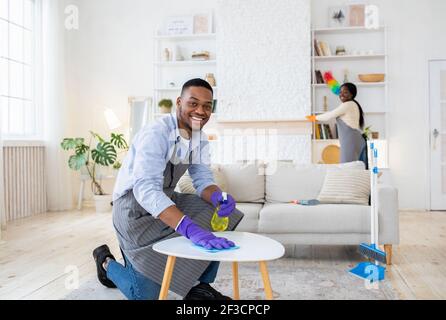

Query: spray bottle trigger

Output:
[221, 192, 228, 204]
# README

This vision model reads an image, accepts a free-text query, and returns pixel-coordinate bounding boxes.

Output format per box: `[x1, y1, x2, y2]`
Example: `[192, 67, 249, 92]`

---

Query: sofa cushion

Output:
[258, 203, 370, 234]
[218, 163, 265, 203]
[265, 161, 365, 203]
[234, 203, 262, 233]
[177, 166, 228, 194]
[317, 169, 370, 205]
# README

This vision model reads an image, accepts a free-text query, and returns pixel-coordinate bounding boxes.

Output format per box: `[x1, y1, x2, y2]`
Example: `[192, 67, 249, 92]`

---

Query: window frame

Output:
[1, 0, 42, 141]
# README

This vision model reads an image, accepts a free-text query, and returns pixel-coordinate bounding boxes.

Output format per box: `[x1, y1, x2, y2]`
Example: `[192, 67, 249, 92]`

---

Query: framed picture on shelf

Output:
[328, 6, 348, 28]
[194, 12, 212, 34]
[165, 15, 194, 35]
[349, 4, 365, 27]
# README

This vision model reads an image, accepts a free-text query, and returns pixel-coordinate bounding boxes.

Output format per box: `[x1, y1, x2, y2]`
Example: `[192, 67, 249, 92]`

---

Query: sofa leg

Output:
[384, 244, 392, 265]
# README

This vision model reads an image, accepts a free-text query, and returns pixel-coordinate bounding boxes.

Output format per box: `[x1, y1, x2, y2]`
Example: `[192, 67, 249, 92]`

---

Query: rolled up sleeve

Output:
[189, 140, 215, 197]
[132, 129, 174, 218]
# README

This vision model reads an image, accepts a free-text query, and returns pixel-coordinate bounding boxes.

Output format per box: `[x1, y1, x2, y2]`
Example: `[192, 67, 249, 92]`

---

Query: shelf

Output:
[154, 33, 217, 40]
[313, 82, 386, 88]
[312, 26, 385, 34]
[314, 111, 387, 115]
[312, 139, 339, 143]
[314, 54, 386, 61]
[155, 87, 217, 91]
[154, 60, 217, 67]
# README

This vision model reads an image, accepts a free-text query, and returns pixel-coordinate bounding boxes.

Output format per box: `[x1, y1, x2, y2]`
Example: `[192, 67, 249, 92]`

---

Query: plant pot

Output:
[159, 106, 172, 114]
[93, 194, 112, 213]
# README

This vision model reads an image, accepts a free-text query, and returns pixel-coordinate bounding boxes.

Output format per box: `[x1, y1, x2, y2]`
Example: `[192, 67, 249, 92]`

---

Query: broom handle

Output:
[373, 148, 379, 248]
[370, 142, 376, 246]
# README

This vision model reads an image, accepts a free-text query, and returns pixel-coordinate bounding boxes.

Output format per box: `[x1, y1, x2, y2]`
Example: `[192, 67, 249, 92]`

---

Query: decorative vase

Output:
[205, 73, 216, 87]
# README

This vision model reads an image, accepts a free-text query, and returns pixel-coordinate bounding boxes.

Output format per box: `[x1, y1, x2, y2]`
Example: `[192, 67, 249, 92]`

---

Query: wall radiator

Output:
[3, 146, 47, 221]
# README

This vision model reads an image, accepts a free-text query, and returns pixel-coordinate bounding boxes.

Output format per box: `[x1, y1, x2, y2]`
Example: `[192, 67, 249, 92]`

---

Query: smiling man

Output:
[92, 79, 244, 300]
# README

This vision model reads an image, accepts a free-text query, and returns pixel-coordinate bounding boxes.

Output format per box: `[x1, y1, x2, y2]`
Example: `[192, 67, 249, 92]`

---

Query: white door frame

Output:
[428, 59, 446, 211]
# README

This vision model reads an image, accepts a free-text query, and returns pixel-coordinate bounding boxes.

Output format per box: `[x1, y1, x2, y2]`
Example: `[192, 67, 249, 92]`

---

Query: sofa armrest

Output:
[377, 184, 399, 245]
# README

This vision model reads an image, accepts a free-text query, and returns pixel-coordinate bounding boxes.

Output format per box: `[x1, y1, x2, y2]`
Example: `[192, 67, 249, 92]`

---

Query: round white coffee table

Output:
[153, 232, 285, 300]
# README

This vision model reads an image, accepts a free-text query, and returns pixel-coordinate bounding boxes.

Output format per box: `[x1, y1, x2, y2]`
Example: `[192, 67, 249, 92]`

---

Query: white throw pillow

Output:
[317, 169, 370, 205]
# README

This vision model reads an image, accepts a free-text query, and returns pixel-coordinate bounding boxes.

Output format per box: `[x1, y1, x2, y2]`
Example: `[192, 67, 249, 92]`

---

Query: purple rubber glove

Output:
[176, 216, 235, 250]
[211, 191, 236, 217]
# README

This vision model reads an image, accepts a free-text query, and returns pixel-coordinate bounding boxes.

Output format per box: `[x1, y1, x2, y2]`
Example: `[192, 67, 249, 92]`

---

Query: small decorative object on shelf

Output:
[372, 132, 380, 139]
[158, 99, 173, 114]
[323, 96, 328, 112]
[328, 6, 348, 27]
[192, 50, 210, 60]
[172, 45, 184, 61]
[163, 48, 171, 62]
[205, 73, 216, 87]
[336, 46, 346, 56]
[343, 69, 349, 83]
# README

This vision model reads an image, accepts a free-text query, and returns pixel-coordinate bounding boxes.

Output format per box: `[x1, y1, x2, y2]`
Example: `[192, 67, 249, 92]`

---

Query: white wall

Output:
[64, 0, 446, 209]
[64, 0, 218, 201]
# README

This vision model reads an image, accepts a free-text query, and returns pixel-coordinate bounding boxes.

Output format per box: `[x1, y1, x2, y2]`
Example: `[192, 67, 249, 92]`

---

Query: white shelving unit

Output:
[152, 32, 217, 121]
[311, 25, 389, 163]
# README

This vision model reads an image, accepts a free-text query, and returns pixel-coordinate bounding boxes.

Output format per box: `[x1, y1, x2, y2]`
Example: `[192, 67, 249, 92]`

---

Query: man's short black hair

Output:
[181, 78, 213, 96]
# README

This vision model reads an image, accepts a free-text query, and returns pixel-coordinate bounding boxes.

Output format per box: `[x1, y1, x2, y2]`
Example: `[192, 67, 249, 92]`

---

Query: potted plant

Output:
[61, 131, 129, 213]
[362, 126, 372, 140]
[158, 99, 173, 114]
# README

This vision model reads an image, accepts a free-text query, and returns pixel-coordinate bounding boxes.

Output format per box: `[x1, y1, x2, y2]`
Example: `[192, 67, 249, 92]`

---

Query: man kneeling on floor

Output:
[93, 79, 244, 300]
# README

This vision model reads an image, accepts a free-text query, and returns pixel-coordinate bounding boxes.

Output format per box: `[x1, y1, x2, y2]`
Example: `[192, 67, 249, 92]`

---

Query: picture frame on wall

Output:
[194, 12, 213, 34]
[165, 15, 194, 35]
[328, 6, 348, 28]
[349, 4, 366, 27]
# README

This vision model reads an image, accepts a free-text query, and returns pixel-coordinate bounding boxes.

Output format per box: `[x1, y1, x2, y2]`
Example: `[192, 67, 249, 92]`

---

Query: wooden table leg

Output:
[232, 262, 240, 300]
[159, 256, 176, 300]
[259, 261, 273, 300]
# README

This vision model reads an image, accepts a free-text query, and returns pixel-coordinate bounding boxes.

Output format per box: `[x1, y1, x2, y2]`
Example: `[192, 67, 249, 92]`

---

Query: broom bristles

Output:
[359, 243, 387, 264]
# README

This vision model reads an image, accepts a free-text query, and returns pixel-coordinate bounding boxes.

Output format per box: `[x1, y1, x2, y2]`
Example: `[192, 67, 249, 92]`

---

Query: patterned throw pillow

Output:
[317, 169, 370, 205]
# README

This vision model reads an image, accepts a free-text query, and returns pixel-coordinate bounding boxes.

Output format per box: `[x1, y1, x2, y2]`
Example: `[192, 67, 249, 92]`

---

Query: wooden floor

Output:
[0, 210, 445, 300]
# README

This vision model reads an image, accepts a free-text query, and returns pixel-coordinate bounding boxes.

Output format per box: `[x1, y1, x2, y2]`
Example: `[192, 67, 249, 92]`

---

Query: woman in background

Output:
[307, 83, 368, 167]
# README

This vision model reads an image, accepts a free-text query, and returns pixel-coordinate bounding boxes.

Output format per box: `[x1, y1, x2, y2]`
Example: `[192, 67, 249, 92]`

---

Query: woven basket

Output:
[358, 74, 385, 82]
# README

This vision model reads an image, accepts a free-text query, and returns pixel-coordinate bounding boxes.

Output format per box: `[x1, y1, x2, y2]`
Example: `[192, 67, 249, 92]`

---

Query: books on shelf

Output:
[314, 70, 325, 84]
[314, 124, 338, 140]
[314, 39, 332, 56]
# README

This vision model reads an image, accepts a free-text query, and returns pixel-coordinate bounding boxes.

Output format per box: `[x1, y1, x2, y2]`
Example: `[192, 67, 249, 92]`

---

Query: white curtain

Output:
[40, 0, 73, 211]
[0, 109, 5, 237]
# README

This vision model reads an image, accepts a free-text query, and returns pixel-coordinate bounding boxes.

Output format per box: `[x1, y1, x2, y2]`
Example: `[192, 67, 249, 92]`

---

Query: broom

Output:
[349, 142, 386, 282]
[358, 142, 387, 264]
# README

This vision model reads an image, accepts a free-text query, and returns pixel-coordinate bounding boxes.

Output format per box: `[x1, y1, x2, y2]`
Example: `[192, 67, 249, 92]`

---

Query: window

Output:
[1, 0, 39, 139]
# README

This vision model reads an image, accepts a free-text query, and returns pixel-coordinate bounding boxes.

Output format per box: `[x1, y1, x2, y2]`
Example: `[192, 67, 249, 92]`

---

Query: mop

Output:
[349, 142, 386, 282]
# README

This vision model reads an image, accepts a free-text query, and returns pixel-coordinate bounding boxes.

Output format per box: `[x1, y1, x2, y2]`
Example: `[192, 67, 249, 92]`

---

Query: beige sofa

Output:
[178, 161, 399, 265]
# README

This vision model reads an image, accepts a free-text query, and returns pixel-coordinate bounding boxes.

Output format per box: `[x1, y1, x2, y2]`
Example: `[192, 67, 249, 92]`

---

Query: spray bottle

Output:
[211, 192, 229, 232]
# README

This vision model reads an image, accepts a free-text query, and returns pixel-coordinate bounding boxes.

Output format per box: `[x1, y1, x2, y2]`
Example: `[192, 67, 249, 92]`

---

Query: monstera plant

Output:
[61, 131, 129, 196]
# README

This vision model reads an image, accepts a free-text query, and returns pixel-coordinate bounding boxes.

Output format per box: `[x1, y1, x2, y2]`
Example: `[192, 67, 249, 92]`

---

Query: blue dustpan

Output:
[349, 262, 385, 282]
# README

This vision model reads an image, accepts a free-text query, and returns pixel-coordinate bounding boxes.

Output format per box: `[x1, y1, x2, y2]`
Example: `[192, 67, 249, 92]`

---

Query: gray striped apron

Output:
[112, 145, 244, 297]
[336, 118, 367, 166]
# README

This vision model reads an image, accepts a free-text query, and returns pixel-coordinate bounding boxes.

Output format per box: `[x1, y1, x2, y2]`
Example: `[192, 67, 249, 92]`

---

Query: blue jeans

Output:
[107, 255, 219, 300]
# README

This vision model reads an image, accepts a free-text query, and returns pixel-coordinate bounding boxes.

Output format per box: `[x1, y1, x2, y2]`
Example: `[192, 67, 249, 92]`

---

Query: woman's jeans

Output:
[107, 255, 219, 300]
